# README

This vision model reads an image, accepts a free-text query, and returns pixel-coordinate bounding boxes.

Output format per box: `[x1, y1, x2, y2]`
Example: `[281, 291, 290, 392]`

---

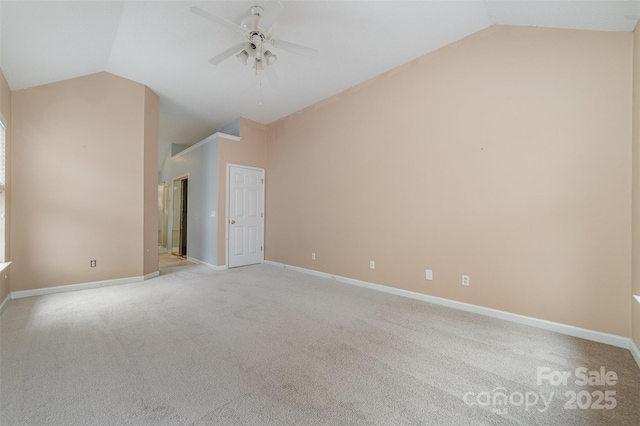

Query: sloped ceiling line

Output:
[1, 1, 639, 145]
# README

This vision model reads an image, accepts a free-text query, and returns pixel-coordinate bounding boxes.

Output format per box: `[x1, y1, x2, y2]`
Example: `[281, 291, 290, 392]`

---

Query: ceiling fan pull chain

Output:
[259, 70, 264, 106]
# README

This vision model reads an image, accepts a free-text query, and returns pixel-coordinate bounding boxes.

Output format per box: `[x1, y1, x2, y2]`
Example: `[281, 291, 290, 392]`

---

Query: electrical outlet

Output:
[426, 269, 433, 280]
[90, 260, 97, 268]
[462, 275, 470, 286]
[370, 261, 375, 269]
[311, 253, 316, 260]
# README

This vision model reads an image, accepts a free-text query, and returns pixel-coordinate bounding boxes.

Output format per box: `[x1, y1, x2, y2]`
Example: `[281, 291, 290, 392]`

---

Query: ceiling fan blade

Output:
[191, 6, 244, 34]
[264, 64, 279, 87]
[258, 0, 284, 33]
[270, 39, 318, 58]
[209, 43, 245, 65]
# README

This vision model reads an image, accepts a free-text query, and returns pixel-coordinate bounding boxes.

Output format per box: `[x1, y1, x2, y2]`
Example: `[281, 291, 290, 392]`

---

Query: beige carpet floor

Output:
[0, 261, 638, 425]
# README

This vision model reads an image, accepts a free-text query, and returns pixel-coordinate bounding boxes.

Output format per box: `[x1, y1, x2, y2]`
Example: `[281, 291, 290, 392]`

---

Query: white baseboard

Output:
[144, 271, 160, 280]
[10, 275, 146, 299]
[187, 256, 227, 271]
[0, 293, 10, 315]
[158, 247, 168, 254]
[264, 261, 631, 350]
[630, 339, 640, 370]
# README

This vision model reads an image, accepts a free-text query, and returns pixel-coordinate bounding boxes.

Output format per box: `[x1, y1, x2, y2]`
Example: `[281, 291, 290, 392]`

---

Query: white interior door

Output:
[228, 165, 264, 268]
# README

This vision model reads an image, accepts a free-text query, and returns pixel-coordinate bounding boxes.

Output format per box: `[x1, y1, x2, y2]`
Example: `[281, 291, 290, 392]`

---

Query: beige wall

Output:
[11, 72, 155, 291]
[266, 26, 633, 337]
[217, 118, 267, 266]
[0, 69, 11, 303]
[633, 23, 640, 348]
[143, 87, 159, 276]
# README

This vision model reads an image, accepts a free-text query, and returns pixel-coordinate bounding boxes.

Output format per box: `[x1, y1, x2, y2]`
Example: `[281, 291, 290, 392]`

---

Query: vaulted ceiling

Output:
[2, 1, 639, 146]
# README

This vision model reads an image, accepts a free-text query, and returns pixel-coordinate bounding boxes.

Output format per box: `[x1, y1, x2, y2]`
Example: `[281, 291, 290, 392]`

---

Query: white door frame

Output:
[226, 163, 265, 268]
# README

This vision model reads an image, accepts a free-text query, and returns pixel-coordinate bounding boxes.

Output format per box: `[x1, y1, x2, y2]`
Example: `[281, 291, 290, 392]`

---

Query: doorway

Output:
[227, 165, 265, 268]
[158, 183, 169, 252]
[172, 176, 188, 257]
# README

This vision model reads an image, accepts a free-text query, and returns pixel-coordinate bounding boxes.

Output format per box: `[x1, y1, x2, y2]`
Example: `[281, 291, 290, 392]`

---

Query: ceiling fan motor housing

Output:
[247, 32, 265, 57]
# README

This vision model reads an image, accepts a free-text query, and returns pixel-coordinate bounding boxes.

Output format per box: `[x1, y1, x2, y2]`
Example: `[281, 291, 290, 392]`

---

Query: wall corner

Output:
[143, 86, 160, 276]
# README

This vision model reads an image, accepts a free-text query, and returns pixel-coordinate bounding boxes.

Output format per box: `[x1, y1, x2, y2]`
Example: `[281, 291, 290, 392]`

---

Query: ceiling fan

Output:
[191, 2, 318, 86]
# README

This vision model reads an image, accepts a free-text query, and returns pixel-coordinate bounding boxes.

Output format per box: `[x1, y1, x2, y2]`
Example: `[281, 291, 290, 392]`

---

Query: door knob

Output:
[229, 220, 235, 224]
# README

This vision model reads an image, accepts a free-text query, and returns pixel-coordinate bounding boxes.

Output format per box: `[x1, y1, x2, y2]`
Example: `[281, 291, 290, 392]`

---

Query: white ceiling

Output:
[2, 0, 639, 147]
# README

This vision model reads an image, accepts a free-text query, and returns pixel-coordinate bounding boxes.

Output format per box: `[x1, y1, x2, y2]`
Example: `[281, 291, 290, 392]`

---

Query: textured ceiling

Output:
[2, 1, 639, 147]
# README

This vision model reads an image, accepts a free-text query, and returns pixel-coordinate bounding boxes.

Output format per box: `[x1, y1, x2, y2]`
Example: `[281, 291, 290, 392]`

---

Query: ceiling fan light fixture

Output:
[247, 41, 259, 56]
[236, 50, 249, 65]
[264, 50, 277, 66]
[254, 58, 264, 71]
